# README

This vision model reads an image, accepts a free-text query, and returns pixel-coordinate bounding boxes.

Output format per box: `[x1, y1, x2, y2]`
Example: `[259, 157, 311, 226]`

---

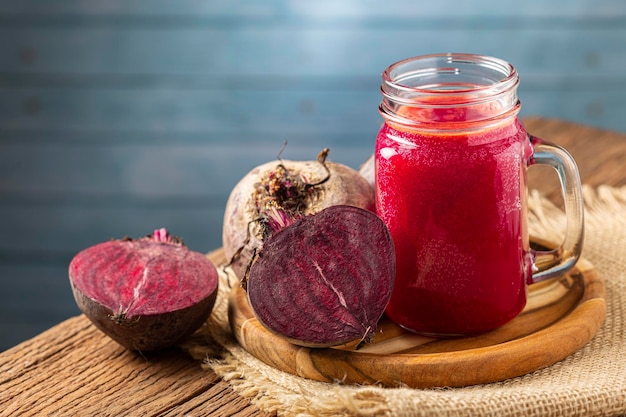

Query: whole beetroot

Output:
[246, 205, 395, 347]
[68, 228, 219, 351]
[223, 149, 375, 279]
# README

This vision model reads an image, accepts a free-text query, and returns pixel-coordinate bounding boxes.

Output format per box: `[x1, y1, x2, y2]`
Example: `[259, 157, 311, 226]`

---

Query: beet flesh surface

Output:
[247, 205, 395, 347]
[69, 237, 219, 351]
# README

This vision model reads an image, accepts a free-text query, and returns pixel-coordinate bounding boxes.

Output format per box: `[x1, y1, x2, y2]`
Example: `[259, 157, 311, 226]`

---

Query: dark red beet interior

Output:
[69, 239, 218, 318]
[247, 205, 395, 346]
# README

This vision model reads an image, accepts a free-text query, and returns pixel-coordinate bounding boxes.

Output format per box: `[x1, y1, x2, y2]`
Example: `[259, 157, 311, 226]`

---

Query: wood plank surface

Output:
[1, 0, 626, 412]
[0, 315, 274, 417]
[0, 0, 621, 18]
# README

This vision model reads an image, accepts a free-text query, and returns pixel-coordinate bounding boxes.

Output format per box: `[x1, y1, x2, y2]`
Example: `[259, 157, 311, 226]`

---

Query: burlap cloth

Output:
[183, 185, 626, 417]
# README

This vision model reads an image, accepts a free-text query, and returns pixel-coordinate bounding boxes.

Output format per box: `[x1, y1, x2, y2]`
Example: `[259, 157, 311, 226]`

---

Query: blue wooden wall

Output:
[1, 0, 625, 350]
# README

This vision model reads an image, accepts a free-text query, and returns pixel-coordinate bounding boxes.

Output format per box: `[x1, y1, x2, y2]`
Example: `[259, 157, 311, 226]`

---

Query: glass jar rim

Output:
[378, 53, 521, 130]
[382, 53, 519, 97]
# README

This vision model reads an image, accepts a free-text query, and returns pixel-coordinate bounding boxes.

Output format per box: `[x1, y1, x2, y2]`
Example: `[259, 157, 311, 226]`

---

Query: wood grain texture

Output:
[228, 255, 606, 388]
[0, 315, 273, 417]
[0, 1, 624, 411]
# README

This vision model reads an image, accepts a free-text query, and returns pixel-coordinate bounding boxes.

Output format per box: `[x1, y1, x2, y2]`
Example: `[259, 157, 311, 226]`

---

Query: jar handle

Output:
[528, 135, 584, 283]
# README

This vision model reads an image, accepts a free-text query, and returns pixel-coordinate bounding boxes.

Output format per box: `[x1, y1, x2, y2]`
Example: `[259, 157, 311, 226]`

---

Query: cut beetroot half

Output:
[69, 229, 219, 351]
[246, 205, 395, 347]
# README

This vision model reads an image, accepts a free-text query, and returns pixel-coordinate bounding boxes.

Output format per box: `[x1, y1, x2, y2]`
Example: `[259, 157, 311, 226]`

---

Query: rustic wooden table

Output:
[1, 117, 624, 417]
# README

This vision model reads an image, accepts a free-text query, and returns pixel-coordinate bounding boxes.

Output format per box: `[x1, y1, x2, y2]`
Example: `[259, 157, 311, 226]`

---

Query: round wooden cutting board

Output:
[222, 251, 606, 389]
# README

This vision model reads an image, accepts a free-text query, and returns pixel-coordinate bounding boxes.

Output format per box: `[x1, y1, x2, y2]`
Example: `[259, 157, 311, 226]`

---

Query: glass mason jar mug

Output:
[374, 53, 584, 337]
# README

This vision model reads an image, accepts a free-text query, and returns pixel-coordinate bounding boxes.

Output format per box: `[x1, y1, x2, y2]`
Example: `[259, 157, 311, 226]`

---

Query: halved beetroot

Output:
[68, 229, 219, 351]
[246, 205, 395, 347]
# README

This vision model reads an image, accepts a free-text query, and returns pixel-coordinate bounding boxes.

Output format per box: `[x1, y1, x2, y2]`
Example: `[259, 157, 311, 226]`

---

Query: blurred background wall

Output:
[1, 0, 625, 350]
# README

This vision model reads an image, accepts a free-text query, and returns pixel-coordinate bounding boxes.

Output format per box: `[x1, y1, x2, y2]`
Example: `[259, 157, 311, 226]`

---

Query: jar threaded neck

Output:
[379, 53, 521, 131]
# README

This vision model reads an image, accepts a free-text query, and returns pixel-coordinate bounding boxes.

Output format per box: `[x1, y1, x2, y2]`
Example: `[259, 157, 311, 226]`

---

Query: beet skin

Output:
[69, 229, 219, 351]
[246, 205, 395, 347]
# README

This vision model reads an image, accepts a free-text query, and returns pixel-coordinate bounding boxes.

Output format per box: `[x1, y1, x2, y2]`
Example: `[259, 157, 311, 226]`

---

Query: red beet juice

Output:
[375, 116, 535, 336]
